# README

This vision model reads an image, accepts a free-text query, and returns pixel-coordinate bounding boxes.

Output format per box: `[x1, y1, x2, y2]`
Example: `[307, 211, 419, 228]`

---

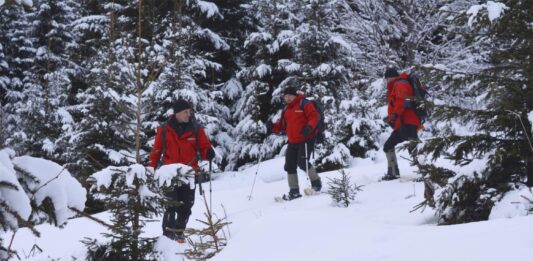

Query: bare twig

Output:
[68, 207, 121, 234]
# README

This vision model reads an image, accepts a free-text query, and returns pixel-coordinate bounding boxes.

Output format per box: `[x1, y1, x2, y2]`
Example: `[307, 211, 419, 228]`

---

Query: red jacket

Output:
[149, 118, 212, 169]
[273, 94, 320, 144]
[387, 73, 421, 130]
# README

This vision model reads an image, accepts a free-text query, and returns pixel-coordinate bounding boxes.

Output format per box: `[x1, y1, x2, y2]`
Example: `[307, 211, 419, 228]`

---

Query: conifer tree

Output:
[409, 0, 533, 224]
[229, 0, 298, 170]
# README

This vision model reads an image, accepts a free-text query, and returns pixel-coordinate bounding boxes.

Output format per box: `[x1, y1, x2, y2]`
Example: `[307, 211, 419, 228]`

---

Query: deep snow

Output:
[3, 149, 533, 261]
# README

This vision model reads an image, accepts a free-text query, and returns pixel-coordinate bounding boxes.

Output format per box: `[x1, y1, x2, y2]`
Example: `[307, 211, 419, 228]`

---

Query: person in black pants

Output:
[149, 99, 215, 242]
[382, 68, 422, 180]
[161, 183, 195, 241]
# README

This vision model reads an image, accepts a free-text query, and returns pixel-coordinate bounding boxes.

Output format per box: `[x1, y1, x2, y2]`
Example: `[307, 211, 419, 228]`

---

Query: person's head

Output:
[384, 67, 399, 84]
[173, 99, 192, 123]
[283, 87, 298, 104]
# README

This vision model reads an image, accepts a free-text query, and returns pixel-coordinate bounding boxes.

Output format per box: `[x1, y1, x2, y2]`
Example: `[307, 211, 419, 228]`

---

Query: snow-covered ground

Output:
[3, 150, 533, 260]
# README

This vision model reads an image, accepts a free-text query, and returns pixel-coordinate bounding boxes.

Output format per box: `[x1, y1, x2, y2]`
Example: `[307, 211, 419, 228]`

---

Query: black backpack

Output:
[398, 72, 430, 124]
[299, 98, 326, 143]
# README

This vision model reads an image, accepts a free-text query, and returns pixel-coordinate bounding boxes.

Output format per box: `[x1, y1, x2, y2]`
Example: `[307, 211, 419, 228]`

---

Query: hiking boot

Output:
[282, 189, 302, 201]
[311, 178, 322, 192]
[381, 167, 400, 181]
[176, 232, 186, 244]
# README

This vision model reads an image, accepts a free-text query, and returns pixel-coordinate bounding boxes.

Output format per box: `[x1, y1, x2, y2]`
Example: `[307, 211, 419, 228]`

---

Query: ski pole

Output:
[305, 140, 310, 184]
[195, 169, 204, 196]
[209, 159, 213, 212]
[248, 156, 262, 200]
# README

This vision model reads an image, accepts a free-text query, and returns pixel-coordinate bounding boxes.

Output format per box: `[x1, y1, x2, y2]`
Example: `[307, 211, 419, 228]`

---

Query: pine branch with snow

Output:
[0, 148, 87, 259]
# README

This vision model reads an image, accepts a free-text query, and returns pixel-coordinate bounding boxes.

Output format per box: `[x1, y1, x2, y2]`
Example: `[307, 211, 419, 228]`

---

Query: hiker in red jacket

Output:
[382, 67, 421, 180]
[149, 99, 215, 243]
[271, 86, 322, 200]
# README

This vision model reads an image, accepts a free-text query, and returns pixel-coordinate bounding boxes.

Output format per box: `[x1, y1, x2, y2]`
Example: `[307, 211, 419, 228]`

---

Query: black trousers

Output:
[284, 139, 315, 173]
[162, 184, 196, 235]
[383, 124, 418, 152]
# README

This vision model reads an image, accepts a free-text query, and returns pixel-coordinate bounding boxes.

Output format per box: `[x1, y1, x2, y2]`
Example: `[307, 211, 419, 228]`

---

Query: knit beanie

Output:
[173, 99, 191, 113]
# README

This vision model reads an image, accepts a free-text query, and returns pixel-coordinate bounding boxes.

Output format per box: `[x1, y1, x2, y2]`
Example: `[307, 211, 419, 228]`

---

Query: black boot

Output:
[381, 167, 400, 181]
[311, 178, 322, 192]
[283, 189, 302, 200]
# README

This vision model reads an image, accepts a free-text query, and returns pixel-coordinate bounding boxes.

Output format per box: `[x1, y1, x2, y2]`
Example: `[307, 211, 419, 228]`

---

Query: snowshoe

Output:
[274, 189, 302, 202]
[379, 167, 400, 181]
[380, 174, 399, 181]
[303, 187, 320, 196]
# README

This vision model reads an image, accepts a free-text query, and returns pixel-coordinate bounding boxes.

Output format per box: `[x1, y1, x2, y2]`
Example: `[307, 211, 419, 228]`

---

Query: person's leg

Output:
[296, 139, 321, 190]
[383, 130, 402, 179]
[175, 184, 196, 235]
[162, 187, 182, 239]
[284, 143, 300, 196]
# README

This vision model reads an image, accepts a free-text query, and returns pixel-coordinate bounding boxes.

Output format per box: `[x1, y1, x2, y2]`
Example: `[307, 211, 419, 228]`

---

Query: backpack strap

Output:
[157, 123, 167, 169]
[193, 121, 202, 161]
[299, 98, 319, 127]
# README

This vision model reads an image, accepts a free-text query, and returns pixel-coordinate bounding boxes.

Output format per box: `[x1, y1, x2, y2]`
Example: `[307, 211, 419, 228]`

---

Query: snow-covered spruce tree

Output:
[228, 0, 299, 170]
[290, 0, 361, 171]
[77, 1, 221, 259]
[0, 0, 33, 8]
[408, 1, 533, 224]
[10, 0, 80, 166]
[327, 169, 363, 207]
[85, 164, 163, 261]
[0, 3, 35, 148]
[82, 0, 160, 256]
[151, 0, 235, 171]
[0, 148, 86, 260]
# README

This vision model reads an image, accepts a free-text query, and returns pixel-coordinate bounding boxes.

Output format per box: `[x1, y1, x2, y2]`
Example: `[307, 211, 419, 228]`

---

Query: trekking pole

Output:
[248, 156, 262, 200]
[304, 140, 310, 185]
[209, 159, 213, 212]
[195, 169, 204, 196]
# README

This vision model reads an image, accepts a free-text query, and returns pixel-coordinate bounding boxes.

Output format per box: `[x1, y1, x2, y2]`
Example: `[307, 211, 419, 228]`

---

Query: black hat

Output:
[384, 67, 399, 78]
[283, 87, 298, 96]
[173, 99, 191, 113]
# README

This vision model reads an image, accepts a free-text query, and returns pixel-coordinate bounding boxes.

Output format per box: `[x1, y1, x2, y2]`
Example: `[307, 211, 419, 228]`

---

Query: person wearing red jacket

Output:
[271, 86, 322, 200]
[149, 99, 215, 243]
[382, 68, 421, 180]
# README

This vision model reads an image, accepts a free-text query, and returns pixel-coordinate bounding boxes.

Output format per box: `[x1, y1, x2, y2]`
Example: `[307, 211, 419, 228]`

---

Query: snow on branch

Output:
[467, 1, 508, 27]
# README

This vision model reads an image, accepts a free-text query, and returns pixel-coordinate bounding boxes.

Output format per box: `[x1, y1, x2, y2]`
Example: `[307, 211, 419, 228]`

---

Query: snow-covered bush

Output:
[0, 148, 86, 259]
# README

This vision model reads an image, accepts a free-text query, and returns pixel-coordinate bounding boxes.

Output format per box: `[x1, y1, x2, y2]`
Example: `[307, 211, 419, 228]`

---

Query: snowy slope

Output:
[3, 150, 533, 260]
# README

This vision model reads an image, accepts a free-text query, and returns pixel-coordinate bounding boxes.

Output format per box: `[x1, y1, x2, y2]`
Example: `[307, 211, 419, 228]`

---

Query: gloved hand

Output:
[300, 125, 313, 136]
[390, 113, 399, 127]
[195, 174, 204, 184]
[207, 147, 216, 160]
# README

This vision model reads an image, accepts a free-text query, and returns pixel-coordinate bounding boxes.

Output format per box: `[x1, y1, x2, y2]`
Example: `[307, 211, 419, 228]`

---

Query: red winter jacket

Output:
[273, 94, 320, 144]
[387, 73, 421, 130]
[149, 118, 212, 169]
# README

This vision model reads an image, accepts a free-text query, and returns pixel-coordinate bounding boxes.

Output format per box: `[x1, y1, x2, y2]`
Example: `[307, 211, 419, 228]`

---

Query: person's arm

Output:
[303, 101, 319, 130]
[149, 126, 164, 168]
[272, 111, 285, 134]
[392, 81, 412, 117]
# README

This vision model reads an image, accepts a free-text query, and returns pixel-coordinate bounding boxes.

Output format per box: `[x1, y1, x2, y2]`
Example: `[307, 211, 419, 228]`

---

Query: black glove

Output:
[300, 125, 313, 136]
[206, 147, 216, 160]
[195, 174, 204, 184]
